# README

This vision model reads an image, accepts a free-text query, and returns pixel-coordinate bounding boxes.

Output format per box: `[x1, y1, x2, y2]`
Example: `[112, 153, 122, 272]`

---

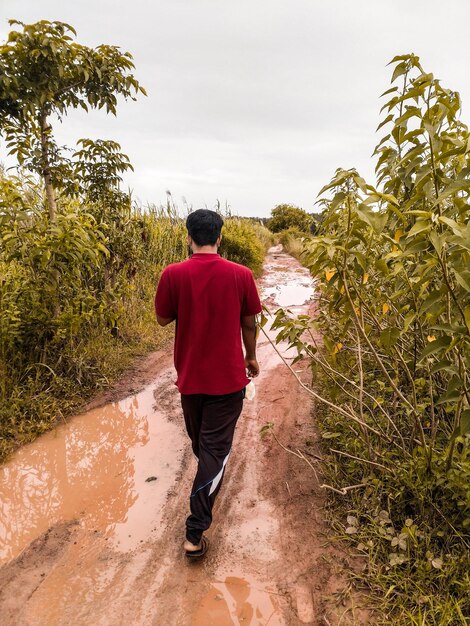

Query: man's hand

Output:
[241, 315, 259, 378]
[245, 357, 260, 378]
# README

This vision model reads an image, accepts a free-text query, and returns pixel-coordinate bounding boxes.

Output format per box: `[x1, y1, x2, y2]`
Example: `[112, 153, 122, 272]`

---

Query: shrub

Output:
[267, 203, 312, 233]
[274, 227, 307, 260]
[249, 221, 275, 251]
[220, 218, 267, 277]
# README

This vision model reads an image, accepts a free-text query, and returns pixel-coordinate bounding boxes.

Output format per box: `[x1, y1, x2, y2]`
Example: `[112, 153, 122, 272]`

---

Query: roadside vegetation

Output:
[266, 203, 319, 259]
[0, 20, 270, 461]
[270, 54, 470, 624]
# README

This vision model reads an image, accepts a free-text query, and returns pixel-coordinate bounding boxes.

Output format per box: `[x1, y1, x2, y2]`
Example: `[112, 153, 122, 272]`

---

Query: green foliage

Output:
[276, 226, 309, 259]
[330, 502, 470, 625]
[65, 138, 134, 205]
[0, 19, 145, 218]
[271, 54, 470, 623]
[249, 220, 276, 252]
[277, 226, 305, 245]
[267, 203, 313, 233]
[220, 218, 267, 277]
[0, 20, 145, 122]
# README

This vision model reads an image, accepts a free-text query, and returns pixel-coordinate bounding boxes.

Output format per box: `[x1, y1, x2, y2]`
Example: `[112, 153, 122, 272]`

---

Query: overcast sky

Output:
[1, 1, 469, 217]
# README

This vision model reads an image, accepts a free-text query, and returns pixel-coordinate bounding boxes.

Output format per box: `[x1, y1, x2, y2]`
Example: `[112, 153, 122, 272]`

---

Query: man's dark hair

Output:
[186, 209, 224, 246]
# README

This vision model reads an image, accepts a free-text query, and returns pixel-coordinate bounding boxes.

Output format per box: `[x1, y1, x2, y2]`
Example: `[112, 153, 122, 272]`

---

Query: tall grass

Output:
[277, 227, 308, 260]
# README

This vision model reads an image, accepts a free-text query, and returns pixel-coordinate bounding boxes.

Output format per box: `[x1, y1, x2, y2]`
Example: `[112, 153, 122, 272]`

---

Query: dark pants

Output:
[181, 388, 245, 544]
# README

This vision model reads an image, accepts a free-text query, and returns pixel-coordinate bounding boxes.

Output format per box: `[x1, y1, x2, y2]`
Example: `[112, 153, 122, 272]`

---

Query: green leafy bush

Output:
[276, 226, 309, 259]
[267, 203, 312, 233]
[277, 226, 303, 245]
[220, 218, 267, 277]
[271, 54, 470, 623]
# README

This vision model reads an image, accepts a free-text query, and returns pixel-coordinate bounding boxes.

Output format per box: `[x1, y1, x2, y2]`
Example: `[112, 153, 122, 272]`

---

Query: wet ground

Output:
[0, 246, 366, 625]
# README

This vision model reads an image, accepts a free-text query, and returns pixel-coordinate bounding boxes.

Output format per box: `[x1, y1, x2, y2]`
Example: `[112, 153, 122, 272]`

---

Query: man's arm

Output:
[155, 268, 177, 326]
[156, 315, 175, 327]
[241, 314, 259, 378]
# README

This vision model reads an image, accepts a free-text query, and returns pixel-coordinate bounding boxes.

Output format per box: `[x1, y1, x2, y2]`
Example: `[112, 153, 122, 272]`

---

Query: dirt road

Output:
[0, 247, 364, 626]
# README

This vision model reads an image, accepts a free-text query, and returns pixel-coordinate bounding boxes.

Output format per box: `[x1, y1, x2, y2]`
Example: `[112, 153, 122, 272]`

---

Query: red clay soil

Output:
[0, 247, 369, 625]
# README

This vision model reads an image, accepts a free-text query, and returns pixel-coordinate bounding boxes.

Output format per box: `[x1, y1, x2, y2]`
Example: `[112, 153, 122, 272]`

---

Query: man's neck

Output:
[191, 245, 218, 254]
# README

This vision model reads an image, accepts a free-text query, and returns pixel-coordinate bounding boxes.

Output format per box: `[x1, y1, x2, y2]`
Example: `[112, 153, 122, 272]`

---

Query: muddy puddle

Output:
[192, 574, 281, 626]
[261, 249, 315, 310]
[0, 380, 184, 564]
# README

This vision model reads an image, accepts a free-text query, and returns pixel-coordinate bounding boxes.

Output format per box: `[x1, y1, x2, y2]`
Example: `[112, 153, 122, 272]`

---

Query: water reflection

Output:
[261, 253, 315, 309]
[192, 575, 282, 626]
[263, 283, 314, 307]
[0, 383, 183, 564]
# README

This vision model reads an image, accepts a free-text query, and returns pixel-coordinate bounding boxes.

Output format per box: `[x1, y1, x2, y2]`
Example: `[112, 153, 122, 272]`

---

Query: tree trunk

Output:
[39, 110, 57, 222]
[39, 110, 60, 319]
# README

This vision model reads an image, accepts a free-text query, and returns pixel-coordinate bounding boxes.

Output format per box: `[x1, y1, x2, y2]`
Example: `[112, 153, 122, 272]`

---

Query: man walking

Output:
[155, 209, 262, 558]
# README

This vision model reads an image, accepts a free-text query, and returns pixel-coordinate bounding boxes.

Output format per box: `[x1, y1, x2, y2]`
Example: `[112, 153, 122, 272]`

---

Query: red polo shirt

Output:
[155, 253, 262, 395]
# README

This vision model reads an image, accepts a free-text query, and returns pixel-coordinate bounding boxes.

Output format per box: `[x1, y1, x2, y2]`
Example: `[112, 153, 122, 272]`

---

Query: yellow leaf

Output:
[325, 270, 335, 282]
[383, 303, 390, 314]
[394, 229, 404, 242]
[427, 335, 436, 342]
[333, 342, 343, 353]
[340, 286, 345, 294]
[362, 273, 369, 284]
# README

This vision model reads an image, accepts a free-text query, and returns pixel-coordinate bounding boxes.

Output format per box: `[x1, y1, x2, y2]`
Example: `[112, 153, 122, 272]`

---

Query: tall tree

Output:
[0, 20, 146, 221]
